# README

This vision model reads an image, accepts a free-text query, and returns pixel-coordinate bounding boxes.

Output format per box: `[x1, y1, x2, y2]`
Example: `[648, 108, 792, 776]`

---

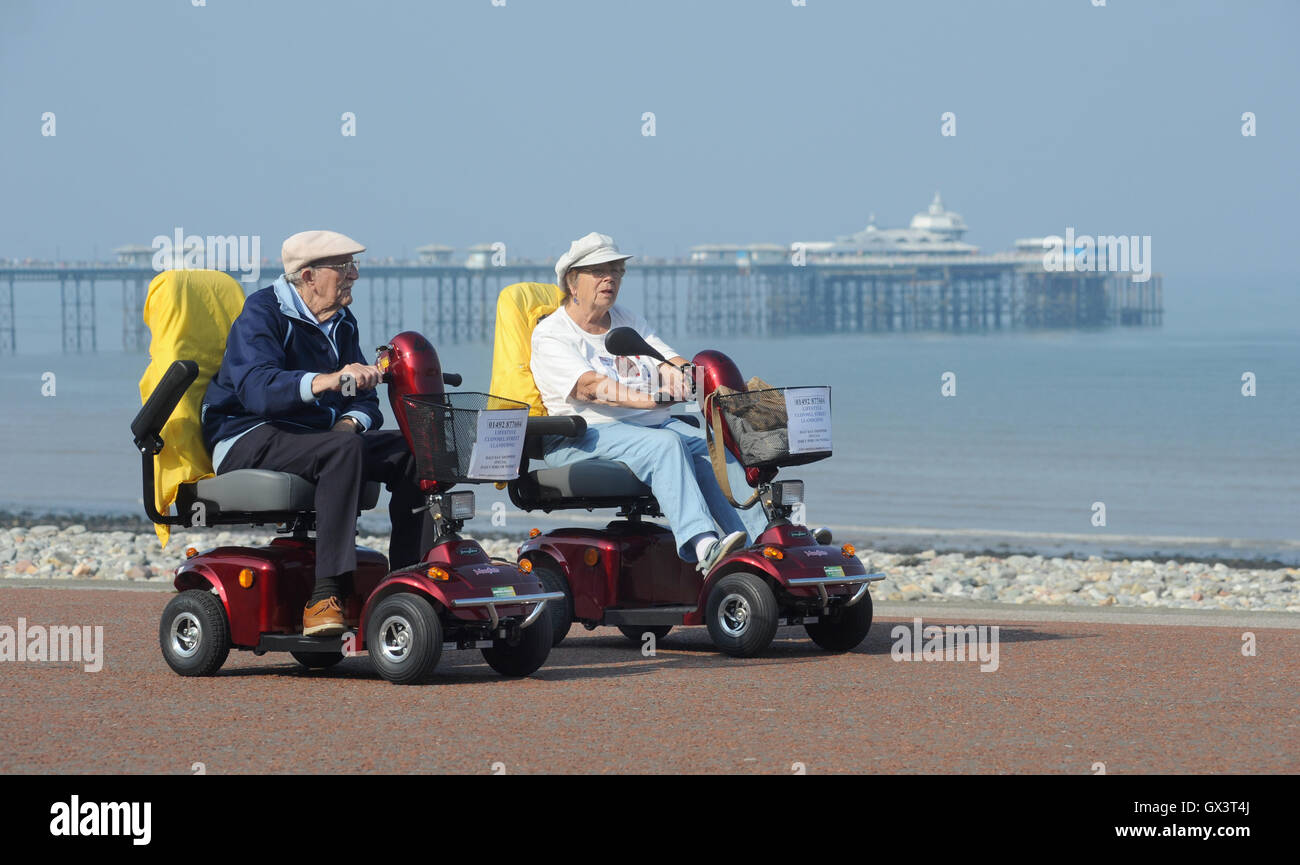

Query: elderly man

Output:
[201, 230, 433, 636]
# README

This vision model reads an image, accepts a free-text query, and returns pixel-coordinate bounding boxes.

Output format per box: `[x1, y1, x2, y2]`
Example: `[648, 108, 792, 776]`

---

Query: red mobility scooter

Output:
[138, 332, 564, 684]
[510, 325, 885, 658]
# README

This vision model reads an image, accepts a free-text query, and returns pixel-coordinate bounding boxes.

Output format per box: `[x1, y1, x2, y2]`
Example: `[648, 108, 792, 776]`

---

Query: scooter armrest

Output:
[132, 360, 199, 451]
[525, 416, 587, 439]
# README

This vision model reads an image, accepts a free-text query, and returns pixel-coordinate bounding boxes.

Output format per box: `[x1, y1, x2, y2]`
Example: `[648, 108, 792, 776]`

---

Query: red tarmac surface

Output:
[0, 586, 1296, 774]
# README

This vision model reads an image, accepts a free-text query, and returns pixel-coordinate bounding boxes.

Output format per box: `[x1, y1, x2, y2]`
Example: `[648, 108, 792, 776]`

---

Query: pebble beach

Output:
[2, 517, 1296, 613]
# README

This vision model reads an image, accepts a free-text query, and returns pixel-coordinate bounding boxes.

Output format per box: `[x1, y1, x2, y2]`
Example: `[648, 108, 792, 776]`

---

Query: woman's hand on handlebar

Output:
[656, 362, 691, 402]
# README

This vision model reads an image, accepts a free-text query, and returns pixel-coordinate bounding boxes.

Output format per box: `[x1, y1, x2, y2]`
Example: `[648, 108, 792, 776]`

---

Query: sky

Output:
[2, 0, 1298, 316]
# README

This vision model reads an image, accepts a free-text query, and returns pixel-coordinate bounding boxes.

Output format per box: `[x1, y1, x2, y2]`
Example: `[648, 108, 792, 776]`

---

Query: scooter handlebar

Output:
[525, 416, 587, 438]
[442, 373, 462, 387]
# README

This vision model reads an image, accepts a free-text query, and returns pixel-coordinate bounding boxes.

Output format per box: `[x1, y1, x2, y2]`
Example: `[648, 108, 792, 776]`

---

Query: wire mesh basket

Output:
[710, 386, 832, 469]
[402, 392, 530, 484]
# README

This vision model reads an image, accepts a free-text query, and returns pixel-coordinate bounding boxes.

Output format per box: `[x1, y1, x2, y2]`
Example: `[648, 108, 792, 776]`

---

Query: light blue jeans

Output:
[543, 417, 769, 561]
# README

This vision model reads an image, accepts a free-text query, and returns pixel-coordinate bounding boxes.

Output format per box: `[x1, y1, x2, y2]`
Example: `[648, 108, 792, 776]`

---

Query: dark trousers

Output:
[219, 423, 434, 583]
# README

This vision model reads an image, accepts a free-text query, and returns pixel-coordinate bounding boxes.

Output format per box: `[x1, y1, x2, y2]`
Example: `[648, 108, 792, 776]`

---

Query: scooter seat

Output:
[184, 470, 380, 516]
[530, 460, 652, 500]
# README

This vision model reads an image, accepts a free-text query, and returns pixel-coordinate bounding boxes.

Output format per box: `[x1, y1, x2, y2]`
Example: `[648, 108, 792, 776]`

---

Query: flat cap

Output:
[281, 230, 366, 274]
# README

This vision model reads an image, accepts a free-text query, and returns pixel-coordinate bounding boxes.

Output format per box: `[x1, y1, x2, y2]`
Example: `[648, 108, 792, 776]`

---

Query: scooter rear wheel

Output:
[617, 625, 672, 645]
[705, 572, 778, 657]
[159, 589, 230, 677]
[366, 593, 442, 685]
[804, 592, 874, 652]
[290, 651, 344, 669]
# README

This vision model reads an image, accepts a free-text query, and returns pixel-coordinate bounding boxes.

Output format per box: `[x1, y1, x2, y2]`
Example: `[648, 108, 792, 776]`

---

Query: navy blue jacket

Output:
[201, 278, 383, 451]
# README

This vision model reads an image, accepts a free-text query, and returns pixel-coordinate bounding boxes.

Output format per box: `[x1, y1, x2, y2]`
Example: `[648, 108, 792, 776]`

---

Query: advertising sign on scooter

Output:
[785, 386, 832, 454]
[466, 408, 529, 480]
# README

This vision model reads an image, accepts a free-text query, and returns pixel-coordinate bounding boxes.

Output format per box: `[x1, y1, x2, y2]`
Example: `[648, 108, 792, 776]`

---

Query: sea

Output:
[2, 273, 1297, 564]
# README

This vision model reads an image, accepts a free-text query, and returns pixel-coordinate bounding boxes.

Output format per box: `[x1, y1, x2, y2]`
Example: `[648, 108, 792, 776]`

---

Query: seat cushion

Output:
[189, 470, 379, 513]
[531, 460, 651, 500]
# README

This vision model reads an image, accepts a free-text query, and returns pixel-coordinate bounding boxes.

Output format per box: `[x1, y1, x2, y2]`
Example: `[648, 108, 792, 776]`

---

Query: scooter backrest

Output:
[136, 268, 247, 544]
[138, 268, 246, 430]
[489, 281, 565, 417]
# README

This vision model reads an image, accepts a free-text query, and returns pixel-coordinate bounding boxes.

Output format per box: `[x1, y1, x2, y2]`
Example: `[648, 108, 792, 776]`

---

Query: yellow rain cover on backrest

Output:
[489, 282, 565, 416]
[138, 270, 246, 546]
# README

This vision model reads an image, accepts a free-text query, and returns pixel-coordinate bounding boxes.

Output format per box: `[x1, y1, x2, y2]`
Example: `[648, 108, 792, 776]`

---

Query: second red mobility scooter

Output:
[139, 330, 565, 684]
[496, 284, 885, 658]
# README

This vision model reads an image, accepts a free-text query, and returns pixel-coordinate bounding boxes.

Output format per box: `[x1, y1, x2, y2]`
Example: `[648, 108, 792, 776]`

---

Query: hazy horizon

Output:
[3, 0, 1298, 314]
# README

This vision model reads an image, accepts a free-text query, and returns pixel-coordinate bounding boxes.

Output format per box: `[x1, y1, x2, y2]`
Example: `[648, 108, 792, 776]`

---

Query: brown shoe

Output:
[303, 597, 345, 636]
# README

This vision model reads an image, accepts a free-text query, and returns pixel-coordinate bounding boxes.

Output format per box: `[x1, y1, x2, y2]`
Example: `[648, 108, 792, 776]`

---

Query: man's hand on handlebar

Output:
[312, 362, 383, 395]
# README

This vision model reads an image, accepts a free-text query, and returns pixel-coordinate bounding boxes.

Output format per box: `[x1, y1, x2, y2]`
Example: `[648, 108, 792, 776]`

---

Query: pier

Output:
[0, 259, 1161, 355]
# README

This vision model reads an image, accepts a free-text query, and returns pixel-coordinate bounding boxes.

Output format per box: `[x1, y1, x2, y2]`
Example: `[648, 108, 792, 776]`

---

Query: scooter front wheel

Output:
[367, 593, 442, 685]
[705, 572, 778, 658]
[482, 606, 553, 677]
[804, 592, 874, 652]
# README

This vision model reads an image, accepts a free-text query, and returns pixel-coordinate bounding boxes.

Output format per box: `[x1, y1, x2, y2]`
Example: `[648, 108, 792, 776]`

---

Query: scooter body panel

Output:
[521, 521, 869, 629]
[175, 537, 388, 649]
[518, 522, 701, 621]
[359, 538, 547, 637]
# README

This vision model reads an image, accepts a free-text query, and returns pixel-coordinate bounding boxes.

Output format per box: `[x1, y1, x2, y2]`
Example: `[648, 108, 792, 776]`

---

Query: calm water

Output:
[2, 276, 1297, 562]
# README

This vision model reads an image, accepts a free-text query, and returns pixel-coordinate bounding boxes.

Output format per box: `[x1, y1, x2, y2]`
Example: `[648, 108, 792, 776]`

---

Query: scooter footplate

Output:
[254, 632, 353, 653]
[603, 606, 695, 627]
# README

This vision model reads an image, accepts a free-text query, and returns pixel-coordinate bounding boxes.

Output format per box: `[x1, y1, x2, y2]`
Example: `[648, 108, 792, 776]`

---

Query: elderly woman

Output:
[531, 232, 766, 574]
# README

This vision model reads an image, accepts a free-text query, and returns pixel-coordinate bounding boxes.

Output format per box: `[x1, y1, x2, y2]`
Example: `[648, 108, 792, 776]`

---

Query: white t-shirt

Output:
[531, 304, 678, 426]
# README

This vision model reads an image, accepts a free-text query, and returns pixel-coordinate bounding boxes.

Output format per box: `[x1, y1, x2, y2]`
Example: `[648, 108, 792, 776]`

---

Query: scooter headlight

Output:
[773, 480, 804, 507]
[448, 491, 475, 520]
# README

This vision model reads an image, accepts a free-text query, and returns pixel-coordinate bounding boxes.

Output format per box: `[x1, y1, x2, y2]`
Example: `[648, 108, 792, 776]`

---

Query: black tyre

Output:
[531, 559, 573, 647]
[481, 606, 553, 677]
[159, 589, 231, 676]
[617, 625, 672, 645]
[705, 572, 779, 657]
[804, 592, 874, 652]
[290, 651, 345, 669]
[366, 593, 442, 685]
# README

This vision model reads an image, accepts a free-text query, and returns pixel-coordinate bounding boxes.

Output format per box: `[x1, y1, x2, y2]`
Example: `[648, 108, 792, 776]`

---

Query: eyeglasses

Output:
[576, 263, 626, 279]
[311, 259, 359, 274]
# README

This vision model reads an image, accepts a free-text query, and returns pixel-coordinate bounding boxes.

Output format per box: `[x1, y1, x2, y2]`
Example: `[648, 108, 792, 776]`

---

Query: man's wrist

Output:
[304, 372, 325, 401]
